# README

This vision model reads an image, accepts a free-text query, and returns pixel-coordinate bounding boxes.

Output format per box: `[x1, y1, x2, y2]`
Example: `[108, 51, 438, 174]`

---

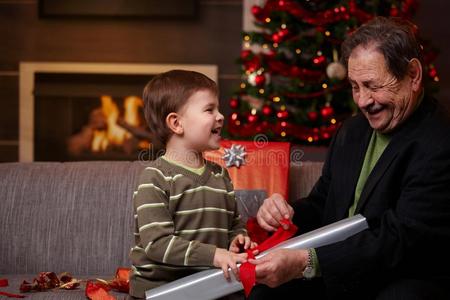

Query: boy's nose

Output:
[217, 111, 224, 122]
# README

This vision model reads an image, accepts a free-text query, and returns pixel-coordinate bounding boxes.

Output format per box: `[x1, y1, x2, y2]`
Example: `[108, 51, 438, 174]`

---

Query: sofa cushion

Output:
[0, 161, 145, 275]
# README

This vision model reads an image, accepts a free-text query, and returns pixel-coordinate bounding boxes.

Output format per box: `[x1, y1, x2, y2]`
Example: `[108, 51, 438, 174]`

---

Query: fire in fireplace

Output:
[33, 72, 154, 161]
[67, 95, 151, 158]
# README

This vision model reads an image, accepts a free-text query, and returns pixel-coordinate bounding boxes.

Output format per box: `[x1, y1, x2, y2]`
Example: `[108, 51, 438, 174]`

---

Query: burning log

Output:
[67, 95, 151, 157]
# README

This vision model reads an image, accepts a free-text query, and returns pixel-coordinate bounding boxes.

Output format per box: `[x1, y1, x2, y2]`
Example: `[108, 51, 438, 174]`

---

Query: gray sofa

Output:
[0, 160, 323, 299]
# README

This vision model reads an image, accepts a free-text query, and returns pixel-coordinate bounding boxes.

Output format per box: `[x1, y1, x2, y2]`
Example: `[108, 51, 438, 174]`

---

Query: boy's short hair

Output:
[142, 69, 218, 148]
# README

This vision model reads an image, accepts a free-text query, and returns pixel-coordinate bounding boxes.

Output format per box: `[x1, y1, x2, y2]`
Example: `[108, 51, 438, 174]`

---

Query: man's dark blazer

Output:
[293, 96, 450, 298]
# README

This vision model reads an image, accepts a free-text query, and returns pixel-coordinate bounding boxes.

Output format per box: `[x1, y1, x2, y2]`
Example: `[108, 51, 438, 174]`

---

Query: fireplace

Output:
[19, 62, 218, 162]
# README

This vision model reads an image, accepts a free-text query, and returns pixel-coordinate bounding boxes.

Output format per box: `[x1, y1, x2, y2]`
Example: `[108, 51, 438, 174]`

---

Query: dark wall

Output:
[0, 0, 243, 162]
[414, 1, 450, 106]
[1, 0, 449, 162]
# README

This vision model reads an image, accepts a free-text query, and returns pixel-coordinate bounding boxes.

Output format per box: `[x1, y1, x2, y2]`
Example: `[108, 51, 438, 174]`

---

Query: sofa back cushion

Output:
[0, 161, 145, 275]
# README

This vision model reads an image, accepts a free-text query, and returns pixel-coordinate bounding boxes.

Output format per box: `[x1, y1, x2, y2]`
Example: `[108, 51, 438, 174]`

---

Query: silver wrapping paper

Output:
[146, 214, 368, 300]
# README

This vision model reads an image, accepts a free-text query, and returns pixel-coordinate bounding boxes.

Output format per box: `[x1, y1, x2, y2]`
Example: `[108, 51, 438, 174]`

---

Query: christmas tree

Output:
[227, 0, 439, 144]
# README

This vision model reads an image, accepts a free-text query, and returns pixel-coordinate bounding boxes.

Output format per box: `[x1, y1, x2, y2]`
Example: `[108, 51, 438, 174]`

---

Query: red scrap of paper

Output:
[108, 267, 130, 293]
[85, 268, 131, 300]
[86, 280, 116, 300]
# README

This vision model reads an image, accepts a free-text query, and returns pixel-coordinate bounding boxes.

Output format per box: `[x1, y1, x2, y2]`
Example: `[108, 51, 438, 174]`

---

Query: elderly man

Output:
[249, 17, 450, 299]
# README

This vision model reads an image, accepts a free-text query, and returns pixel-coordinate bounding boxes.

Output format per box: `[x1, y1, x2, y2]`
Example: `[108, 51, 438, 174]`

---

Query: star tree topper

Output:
[222, 144, 247, 168]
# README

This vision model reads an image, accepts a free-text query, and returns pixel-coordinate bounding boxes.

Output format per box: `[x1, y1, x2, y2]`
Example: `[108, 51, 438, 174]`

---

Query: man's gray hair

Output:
[341, 16, 422, 80]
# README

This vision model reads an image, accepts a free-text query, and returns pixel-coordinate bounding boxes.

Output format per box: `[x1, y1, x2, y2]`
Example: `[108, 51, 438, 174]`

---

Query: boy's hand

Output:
[229, 234, 258, 253]
[213, 248, 248, 281]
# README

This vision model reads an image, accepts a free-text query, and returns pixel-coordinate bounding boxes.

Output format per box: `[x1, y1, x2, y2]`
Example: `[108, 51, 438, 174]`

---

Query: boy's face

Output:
[178, 89, 224, 152]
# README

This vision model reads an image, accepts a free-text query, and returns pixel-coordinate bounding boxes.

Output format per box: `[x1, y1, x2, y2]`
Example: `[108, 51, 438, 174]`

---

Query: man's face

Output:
[348, 45, 420, 133]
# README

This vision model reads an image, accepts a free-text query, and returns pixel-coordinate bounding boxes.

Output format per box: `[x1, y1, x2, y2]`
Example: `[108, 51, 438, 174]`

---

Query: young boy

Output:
[129, 70, 254, 299]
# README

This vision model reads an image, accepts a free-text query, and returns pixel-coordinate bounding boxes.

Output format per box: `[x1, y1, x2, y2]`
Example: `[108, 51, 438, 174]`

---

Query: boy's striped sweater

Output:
[129, 157, 246, 298]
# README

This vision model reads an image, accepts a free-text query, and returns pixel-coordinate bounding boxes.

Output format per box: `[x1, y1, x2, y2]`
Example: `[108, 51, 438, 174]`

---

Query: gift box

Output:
[205, 140, 290, 200]
[205, 140, 291, 243]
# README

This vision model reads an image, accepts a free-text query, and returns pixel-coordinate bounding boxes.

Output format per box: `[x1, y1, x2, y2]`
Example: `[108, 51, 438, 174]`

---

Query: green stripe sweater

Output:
[129, 157, 246, 298]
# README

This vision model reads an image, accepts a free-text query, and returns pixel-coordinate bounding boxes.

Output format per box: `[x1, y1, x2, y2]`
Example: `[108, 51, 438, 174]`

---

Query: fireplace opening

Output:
[34, 73, 153, 161]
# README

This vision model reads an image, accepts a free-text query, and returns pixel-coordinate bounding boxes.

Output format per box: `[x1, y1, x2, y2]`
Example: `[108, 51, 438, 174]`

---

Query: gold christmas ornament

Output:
[326, 48, 347, 80]
[326, 61, 347, 80]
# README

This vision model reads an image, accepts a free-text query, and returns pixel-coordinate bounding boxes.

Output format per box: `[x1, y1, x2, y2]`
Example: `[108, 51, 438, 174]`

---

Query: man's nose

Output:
[356, 88, 374, 109]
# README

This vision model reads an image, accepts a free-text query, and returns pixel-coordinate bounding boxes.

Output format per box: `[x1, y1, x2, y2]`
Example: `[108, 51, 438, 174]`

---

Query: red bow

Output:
[239, 219, 297, 296]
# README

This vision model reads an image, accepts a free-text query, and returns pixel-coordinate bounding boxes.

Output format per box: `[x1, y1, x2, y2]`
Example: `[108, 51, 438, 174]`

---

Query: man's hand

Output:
[250, 249, 308, 287]
[229, 234, 258, 253]
[213, 248, 248, 281]
[256, 193, 294, 231]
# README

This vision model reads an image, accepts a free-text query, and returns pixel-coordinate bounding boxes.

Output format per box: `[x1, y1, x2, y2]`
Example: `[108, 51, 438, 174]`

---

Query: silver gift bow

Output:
[146, 214, 368, 300]
[222, 144, 247, 168]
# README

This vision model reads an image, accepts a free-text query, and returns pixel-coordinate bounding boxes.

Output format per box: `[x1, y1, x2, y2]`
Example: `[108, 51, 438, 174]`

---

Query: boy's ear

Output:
[166, 112, 183, 135]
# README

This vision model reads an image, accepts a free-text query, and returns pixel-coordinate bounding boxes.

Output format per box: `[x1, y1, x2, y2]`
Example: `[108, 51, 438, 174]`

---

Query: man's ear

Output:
[166, 112, 183, 135]
[408, 58, 422, 92]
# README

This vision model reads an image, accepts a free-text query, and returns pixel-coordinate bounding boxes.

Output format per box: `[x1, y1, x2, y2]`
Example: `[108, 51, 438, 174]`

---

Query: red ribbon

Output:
[0, 278, 26, 298]
[0, 292, 26, 298]
[239, 219, 298, 296]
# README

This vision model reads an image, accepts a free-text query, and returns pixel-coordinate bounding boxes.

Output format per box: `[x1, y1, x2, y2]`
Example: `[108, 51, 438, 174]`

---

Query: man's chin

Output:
[368, 118, 388, 132]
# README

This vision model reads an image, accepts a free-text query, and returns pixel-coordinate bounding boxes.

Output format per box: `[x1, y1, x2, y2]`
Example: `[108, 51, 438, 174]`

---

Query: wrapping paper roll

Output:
[146, 214, 368, 300]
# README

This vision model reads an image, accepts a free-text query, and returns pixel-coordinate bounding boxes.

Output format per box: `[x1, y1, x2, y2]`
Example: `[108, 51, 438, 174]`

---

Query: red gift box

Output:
[205, 140, 290, 199]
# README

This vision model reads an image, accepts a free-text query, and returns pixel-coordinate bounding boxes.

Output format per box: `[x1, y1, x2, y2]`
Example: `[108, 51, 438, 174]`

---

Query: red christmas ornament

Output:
[262, 105, 272, 116]
[390, 6, 399, 17]
[313, 55, 326, 65]
[229, 98, 239, 109]
[429, 67, 437, 78]
[307, 111, 319, 122]
[321, 131, 331, 139]
[272, 33, 281, 43]
[278, 28, 290, 38]
[254, 74, 266, 86]
[277, 110, 289, 119]
[240, 50, 252, 60]
[245, 56, 261, 73]
[251, 5, 264, 20]
[320, 106, 334, 119]
[248, 114, 259, 123]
